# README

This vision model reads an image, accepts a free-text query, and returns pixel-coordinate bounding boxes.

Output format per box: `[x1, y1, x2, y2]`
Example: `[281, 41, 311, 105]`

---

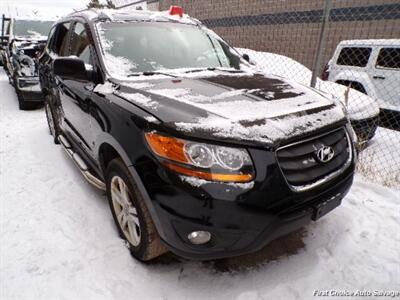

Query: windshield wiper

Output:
[127, 71, 178, 78]
[184, 67, 245, 74]
[184, 67, 217, 74]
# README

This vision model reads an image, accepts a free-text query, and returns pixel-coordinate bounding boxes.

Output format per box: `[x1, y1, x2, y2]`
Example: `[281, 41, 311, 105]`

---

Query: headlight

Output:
[145, 132, 254, 183]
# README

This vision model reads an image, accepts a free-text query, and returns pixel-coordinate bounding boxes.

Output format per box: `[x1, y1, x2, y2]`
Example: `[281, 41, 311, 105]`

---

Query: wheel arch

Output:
[97, 140, 167, 241]
[332, 71, 377, 98]
[98, 142, 123, 174]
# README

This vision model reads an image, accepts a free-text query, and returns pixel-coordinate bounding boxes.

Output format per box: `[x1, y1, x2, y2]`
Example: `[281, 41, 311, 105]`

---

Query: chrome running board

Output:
[58, 135, 106, 191]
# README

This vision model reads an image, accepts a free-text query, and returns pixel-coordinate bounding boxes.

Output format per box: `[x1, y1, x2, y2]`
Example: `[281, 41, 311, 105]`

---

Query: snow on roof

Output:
[338, 39, 400, 47]
[67, 7, 199, 25]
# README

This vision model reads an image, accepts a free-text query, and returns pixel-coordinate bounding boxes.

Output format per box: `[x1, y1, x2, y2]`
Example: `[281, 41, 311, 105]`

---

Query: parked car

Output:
[236, 48, 381, 145]
[2, 19, 52, 109]
[324, 39, 400, 131]
[39, 7, 357, 262]
[6, 37, 47, 109]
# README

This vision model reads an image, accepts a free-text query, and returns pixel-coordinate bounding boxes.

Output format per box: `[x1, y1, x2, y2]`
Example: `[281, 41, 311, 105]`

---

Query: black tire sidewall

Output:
[105, 159, 150, 260]
[44, 101, 54, 136]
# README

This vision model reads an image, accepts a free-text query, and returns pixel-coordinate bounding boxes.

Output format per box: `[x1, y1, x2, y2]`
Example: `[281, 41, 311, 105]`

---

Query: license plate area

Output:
[312, 195, 342, 221]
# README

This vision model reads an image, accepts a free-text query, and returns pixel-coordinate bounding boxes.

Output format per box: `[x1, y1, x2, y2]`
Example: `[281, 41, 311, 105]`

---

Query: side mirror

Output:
[242, 53, 250, 62]
[53, 57, 88, 81]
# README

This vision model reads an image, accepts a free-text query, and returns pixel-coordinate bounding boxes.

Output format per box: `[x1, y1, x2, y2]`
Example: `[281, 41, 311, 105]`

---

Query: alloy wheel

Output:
[110, 175, 141, 246]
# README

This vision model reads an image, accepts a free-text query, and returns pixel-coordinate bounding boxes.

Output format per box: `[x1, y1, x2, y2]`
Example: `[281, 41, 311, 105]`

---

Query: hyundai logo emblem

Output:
[315, 145, 335, 163]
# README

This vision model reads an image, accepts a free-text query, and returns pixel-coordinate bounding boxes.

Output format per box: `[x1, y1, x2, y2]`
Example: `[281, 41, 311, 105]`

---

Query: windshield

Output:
[97, 22, 244, 77]
[14, 20, 53, 37]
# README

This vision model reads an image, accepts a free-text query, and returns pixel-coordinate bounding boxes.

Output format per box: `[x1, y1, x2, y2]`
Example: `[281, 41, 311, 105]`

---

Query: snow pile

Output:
[93, 81, 116, 95]
[357, 128, 400, 186]
[237, 48, 380, 120]
[116, 92, 158, 109]
[0, 70, 399, 299]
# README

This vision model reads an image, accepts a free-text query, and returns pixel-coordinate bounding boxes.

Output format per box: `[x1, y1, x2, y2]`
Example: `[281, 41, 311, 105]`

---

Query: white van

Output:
[325, 39, 400, 129]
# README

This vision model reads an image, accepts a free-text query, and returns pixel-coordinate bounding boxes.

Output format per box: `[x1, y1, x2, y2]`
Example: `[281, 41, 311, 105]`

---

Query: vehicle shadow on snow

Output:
[152, 228, 307, 273]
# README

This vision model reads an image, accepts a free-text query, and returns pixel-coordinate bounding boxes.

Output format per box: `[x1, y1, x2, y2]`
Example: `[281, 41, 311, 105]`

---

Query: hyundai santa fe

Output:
[39, 6, 357, 261]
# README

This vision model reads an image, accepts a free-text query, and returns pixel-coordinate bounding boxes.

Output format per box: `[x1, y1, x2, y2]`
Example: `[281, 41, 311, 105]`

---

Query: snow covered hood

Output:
[112, 73, 347, 147]
[236, 48, 380, 120]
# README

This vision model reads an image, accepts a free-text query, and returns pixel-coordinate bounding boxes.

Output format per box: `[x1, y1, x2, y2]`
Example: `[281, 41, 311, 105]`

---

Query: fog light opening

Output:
[187, 231, 211, 245]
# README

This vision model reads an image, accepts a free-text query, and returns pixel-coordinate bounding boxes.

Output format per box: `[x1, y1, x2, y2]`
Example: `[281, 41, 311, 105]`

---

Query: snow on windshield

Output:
[96, 22, 243, 79]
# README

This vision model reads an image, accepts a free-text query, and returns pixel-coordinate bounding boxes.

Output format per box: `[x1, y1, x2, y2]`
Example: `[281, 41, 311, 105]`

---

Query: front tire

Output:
[106, 158, 168, 261]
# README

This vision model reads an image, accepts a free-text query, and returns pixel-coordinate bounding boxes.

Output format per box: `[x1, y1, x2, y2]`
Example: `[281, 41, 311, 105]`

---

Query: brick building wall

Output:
[159, 0, 400, 72]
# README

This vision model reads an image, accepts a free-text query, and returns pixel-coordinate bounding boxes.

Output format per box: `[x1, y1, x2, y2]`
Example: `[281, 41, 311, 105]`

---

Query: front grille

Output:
[276, 128, 351, 191]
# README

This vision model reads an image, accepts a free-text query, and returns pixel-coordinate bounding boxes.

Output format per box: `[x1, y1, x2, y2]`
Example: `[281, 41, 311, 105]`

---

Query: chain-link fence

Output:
[154, 0, 400, 187]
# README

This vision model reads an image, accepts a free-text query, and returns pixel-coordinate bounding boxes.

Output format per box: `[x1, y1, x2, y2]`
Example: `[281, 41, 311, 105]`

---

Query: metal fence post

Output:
[310, 0, 332, 88]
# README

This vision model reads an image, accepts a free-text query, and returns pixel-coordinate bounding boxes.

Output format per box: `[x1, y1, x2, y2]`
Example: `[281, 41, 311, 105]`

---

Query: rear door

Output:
[57, 21, 96, 156]
[372, 46, 400, 111]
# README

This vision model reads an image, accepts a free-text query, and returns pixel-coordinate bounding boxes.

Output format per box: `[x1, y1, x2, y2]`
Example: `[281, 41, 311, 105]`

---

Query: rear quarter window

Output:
[376, 48, 400, 69]
[336, 47, 372, 67]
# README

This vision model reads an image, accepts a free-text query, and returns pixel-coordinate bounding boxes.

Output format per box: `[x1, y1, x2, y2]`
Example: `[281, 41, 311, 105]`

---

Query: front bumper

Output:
[351, 115, 379, 143]
[153, 168, 353, 260]
[379, 108, 400, 131]
[17, 77, 44, 102]
[134, 129, 356, 260]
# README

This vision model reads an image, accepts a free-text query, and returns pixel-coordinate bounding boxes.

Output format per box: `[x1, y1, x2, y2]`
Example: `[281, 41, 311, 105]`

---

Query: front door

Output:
[372, 46, 400, 111]
[58, 21, 96, 155]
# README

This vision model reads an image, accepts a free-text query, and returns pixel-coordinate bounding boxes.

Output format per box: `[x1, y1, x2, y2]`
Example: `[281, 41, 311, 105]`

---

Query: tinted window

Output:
[376, 48, 400, 69]
[70, 23, 91, 65]
[49, 22, 70, 56]
[46, 26, 56, 52]
[337, 47, 372, 67]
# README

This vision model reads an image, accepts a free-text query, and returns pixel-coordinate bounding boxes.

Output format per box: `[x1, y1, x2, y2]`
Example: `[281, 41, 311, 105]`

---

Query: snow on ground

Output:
[357, 128, 400, 186]
[0, 69, 399, 300]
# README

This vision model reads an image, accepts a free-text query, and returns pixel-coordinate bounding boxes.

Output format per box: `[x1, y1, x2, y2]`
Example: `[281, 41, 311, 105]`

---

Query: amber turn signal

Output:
[164, 162, 254, 183]
[145, 132, 254, 183]
[145, 132, 189, 164]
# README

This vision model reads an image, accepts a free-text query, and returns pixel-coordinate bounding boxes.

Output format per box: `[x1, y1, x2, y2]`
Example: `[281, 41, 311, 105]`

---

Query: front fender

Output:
[95, 135, 167, 241]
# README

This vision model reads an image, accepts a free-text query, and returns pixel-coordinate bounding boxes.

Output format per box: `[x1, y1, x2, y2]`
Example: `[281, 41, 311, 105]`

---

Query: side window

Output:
[70, 22, 91, 66]
[376, 48, 400, 70]
[46, 26, 56, 52]
[50, 22, 71, 56]
[337, 47, 372, 67]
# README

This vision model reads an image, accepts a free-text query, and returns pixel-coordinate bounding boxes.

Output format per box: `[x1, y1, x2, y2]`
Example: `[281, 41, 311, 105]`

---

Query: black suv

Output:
[39, 7, 357, 261]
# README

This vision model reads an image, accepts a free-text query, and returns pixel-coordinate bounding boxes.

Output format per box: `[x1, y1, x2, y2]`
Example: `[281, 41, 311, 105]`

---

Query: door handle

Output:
[373, 76, 385, 80]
